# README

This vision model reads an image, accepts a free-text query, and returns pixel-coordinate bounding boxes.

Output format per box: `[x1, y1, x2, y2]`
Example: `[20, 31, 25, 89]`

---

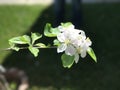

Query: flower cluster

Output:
[56, 23, 92, 63]
[8, 22, 96, 68]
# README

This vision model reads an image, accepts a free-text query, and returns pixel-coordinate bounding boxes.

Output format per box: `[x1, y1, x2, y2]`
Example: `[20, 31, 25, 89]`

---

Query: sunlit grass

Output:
[0, 5, 47, 63]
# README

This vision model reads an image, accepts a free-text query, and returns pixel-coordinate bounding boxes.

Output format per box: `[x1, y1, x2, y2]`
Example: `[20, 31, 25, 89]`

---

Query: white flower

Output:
[57, 43, 67, 53]
[70, 37, 92, 63]
[79, 37, 92, 58]
[56, 23, 92, 63]
[72, 30, 86, 47]
[65, 44, 76, 56]
[57, 30, 77, 56]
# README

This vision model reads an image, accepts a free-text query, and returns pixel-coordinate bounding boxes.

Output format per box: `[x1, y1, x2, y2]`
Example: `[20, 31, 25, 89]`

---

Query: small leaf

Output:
[87, 47, 97, 62]
[35, 43, 46, 48]
[9, 35, 30, 45]
[11, 47, 20, 51]
[44, 23, 60, 37]
[9, 41, 15, 47]
[61, 22, 73, 27]
[28, 46, 39, 57]
[21, 35, 31, 44]
[61, 53, 74, 68]
[9, 42, 20, 51]
[31, 32, 42, 44]
[53, 39, 60, 46]
[9, 36, 23, 44]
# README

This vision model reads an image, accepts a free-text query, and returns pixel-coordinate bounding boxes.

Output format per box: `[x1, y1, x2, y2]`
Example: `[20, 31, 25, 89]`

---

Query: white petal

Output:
[75, 29, 85, 35]
[57, 33, 66, 42]
[65, 45, 76, 56]
[57, 44, 67, 53]
[73, 29, 82, 34]
[86, 37, 92, 46]
[80, 30, 86, 37]
[58, 26, 64, 32]
[74, 53, 79, 63]
[81, 50, 87, 58]
[68, 25, 75, 30]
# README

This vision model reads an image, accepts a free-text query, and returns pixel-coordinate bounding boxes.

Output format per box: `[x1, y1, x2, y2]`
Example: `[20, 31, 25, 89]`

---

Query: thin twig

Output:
[0, 48, 12, 51]
[0, 46, 57, 51]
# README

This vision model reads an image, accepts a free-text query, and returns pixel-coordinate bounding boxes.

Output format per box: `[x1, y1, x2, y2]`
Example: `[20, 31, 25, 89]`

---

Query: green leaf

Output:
[61, 53, 75, 68]
[61, 22, 73, 27]
[8, 41, 19, 51]
[11, 47, 20, 51]
[9, 41, 15, 47]
[53, 39, 60, 46]
[28, 46, 39, 57]
[35, 43, 46, 48]
[87, 47, 97, 62]
[44, 23, 60, 37]
[21, 35, 31, 44]
[9, 35, 30, 45]
[31, 32, 42, 44]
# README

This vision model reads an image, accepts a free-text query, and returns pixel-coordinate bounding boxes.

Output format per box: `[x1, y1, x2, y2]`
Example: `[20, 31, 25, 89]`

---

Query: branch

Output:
[0, 46, 57, 51]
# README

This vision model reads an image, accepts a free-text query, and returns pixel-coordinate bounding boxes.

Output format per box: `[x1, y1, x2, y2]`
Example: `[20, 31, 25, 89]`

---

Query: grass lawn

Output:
[0, 5, 47, 63]
[0, 3, 120, 90]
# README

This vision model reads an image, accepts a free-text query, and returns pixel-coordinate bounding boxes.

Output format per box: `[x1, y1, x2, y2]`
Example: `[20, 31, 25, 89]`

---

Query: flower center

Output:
[65, 39, 70, 45]
[76, 47, 81, 54]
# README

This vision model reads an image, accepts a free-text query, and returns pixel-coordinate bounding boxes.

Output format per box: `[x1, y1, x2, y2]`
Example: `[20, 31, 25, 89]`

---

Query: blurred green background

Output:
[0, 2, 120, 90]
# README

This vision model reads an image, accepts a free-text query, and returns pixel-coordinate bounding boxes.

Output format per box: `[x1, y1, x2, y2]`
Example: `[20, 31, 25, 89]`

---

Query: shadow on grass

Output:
[2, 3, 120, 90]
